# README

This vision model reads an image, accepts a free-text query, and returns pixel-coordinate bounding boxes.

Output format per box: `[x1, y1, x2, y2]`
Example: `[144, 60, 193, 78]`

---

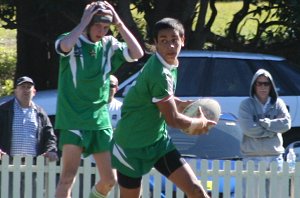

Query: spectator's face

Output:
[89, 22, 110, 42]
[254, 75, 271, 102]
[154, 28, 184, 65]
[109, 81, 118, 103]
[14, 83, 36, 107]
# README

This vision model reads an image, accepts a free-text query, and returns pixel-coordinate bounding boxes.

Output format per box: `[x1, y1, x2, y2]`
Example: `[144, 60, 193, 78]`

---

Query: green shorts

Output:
[111, 136, 176, 178]
[59, 128, 113, 157]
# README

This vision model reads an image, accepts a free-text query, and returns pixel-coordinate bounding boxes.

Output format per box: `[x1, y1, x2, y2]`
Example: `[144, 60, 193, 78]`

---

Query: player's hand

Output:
[42, 151, 58, 162]
[103, 1, 122, 26]
[81, 2, 99, 27]
[189, 107, 217, 135]
[189, 119, 217, 135]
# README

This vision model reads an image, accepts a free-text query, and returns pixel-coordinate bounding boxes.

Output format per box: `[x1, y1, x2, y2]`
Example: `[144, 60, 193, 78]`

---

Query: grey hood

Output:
[249, 69, 278, 104]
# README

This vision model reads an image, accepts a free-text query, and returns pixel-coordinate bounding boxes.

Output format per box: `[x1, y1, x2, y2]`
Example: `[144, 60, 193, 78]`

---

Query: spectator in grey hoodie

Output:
[238, 68, 291, 198]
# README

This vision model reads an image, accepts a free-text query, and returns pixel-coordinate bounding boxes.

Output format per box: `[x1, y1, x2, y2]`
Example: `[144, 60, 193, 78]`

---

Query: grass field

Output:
[0, 28, 16, 50]
[209, 2, 245, 35]
[207, 1, 277, 39]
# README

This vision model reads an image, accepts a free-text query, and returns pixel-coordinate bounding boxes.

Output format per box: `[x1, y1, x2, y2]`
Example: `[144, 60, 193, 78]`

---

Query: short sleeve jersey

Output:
[114, 53, 177, 148]
[55, 34, 134, 130]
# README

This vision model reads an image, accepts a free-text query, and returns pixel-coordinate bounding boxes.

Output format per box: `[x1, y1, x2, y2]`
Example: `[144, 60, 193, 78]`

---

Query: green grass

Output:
[132, 1, 279, 41]
[208, 2, 243, 36]
[208, 1, 279, 39]
[0, 27, 16, 51]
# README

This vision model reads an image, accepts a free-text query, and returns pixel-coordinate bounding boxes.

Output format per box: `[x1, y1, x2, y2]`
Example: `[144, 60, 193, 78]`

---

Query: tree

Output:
[16, 0, 89, 90]
[1, 0, 87, 90]
[131, 0, 300, 63]
[1, 0, 300, 90]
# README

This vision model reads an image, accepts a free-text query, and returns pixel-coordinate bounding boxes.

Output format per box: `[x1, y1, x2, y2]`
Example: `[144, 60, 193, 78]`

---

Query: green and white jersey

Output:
[55, 34, 135, 130]
[114, 53, 178, 148]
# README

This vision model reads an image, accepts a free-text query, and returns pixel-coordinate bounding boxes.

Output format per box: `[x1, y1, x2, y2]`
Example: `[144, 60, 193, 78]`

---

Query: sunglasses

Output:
[110, 84, 117, 88]
[255, 81, 271, 87]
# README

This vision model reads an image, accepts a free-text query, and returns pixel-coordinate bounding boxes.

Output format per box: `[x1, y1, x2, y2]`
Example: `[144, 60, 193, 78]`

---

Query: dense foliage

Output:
[0, 0, 299, 94]
[0, 46, 16, 96]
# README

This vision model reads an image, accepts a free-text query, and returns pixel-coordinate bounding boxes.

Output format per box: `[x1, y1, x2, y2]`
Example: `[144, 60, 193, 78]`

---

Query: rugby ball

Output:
[182, 98, 221, 132]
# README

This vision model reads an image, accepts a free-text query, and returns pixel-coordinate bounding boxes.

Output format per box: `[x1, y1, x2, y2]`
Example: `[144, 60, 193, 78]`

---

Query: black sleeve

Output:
[38, 107, 57, 154]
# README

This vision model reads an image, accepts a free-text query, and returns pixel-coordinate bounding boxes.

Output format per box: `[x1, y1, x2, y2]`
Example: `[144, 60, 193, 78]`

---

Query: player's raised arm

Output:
[103, 1, 144, 60]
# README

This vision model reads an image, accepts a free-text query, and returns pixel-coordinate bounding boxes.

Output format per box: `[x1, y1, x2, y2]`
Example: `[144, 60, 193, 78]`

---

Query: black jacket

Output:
[0, 99, 57, 155]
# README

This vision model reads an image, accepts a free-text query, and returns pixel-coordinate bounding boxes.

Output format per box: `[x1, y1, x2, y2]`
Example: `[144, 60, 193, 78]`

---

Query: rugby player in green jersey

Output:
[112, 18, 215, 198]
[54, 1, 143, 198]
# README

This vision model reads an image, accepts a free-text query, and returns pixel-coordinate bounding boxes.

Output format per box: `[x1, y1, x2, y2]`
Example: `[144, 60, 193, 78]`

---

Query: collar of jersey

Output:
[80, 35, 100, 45]
[155, 52, 178, 70]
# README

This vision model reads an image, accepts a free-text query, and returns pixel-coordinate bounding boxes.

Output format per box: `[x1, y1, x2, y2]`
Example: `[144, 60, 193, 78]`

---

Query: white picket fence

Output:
[0, 155, 299, 198]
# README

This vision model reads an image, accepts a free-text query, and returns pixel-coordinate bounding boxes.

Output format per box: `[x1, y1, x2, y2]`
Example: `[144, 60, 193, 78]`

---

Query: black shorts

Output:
[117, 149, 186, 189]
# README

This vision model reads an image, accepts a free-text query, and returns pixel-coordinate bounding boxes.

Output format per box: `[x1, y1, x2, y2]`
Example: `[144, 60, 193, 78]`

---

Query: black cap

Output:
[92, 13, 113, 24]
[15, 76, 35, 87]
[91, 1, 113, 24]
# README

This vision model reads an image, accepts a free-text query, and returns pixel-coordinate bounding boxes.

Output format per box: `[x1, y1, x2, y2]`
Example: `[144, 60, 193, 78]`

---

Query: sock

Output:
[89, 186, 106, 198]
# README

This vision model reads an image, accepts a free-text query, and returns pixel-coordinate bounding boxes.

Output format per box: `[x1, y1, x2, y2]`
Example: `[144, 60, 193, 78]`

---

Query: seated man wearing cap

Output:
[0, 76, 58, 197]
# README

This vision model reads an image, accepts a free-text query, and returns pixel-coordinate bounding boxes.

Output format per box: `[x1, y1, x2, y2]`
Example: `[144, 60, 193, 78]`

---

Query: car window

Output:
[176, 57, 252, 97]
[174, 56, 300, 97]
[261, 61, 300, 96]
[210, 58, 251, 96]
[246, 59, 300, 96]
[176, 57, 209, 96]
[285, 62, 300, 92]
